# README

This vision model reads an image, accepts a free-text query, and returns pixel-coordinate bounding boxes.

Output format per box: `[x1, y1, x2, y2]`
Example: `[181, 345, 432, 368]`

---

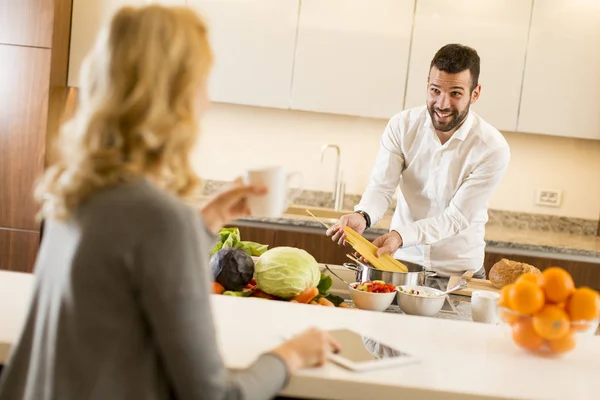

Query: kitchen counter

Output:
[2, 270, 600, 399]
[234, 211, 600, 261]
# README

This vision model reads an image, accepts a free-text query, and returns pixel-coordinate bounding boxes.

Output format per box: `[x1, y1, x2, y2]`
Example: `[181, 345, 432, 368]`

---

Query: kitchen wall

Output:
[192, 103, 600, 221]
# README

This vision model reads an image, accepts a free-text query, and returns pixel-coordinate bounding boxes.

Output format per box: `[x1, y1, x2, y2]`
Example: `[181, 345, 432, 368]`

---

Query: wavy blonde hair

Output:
[36, 5, 213, 220]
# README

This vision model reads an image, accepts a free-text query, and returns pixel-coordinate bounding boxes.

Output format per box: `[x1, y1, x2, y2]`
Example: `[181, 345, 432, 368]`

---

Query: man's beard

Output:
[428, 105, 470, 132]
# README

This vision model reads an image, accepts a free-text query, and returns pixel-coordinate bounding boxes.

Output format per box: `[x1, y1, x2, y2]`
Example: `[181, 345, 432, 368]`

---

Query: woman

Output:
[0, 5, 339, 400]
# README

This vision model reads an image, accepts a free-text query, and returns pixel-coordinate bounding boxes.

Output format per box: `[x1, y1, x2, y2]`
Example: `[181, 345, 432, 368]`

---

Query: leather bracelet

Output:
[354, 210, 371, 230]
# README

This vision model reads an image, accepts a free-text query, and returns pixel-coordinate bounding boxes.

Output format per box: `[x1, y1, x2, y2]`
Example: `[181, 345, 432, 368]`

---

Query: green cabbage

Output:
[254, 247, 321, 298]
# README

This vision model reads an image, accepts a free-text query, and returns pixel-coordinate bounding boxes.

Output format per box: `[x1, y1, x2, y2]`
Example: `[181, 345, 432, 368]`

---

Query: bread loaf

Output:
[489, 258, 541, 289]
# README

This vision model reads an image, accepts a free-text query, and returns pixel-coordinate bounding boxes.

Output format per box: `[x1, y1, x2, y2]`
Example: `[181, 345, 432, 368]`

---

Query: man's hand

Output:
[200, 179, 267, 234]
[372, 231, 403, 257]
[326, 213, 367, 246]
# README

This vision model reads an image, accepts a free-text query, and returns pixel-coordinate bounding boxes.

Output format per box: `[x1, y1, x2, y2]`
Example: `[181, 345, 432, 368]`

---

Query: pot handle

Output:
[342, 263, 362, 273]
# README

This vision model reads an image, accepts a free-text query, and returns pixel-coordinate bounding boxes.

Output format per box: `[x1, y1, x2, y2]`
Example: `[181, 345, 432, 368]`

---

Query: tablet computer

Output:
[326, 329, 419, 372]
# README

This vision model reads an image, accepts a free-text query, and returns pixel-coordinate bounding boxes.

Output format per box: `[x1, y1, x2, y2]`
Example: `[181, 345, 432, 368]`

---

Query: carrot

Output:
[309, 301, 318, 305]
[317, 297, 335, 307]
[289, 300, 299, 303]
[292, 287, 319, 304]
[212, 282, 225, 294]
[338, 303, 351, 308]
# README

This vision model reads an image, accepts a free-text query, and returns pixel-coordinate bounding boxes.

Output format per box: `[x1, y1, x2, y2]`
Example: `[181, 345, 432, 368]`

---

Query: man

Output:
[327, 44, 510, 278]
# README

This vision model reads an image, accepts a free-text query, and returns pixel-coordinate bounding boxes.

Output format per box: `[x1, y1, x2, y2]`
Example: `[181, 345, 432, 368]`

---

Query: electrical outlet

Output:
[535, 189, 562, 207]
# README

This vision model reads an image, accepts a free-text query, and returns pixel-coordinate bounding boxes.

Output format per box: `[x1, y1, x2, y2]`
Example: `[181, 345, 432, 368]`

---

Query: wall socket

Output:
[535, 189, 562, 207]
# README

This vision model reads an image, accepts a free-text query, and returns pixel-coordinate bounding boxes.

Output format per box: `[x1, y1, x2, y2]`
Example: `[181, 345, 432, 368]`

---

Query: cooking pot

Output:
[343, 260, 436, 288]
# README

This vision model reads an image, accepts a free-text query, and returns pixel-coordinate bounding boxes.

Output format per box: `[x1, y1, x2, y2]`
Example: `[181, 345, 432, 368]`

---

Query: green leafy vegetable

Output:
[317, 274, 333, 297]
[254, 247, 321, 298]
[210, 227, 269, 257]
[325, 294, 345, 307]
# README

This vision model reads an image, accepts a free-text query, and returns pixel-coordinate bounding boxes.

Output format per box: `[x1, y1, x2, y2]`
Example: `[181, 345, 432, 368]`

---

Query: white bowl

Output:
[396, 285, 445, 317]
[348, 282, 396, 312]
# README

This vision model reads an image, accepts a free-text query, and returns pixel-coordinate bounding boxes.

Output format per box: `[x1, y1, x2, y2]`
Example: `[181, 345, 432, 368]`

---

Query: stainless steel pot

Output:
[343, 260, 436, 288]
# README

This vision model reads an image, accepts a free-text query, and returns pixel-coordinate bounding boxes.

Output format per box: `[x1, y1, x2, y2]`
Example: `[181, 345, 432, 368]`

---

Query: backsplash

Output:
[199, 179, 600, 237]
[192, 103, 600, 221]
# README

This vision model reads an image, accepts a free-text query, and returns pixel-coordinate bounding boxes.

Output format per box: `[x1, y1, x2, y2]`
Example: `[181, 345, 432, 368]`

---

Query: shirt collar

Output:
[425, 109, 474, 142]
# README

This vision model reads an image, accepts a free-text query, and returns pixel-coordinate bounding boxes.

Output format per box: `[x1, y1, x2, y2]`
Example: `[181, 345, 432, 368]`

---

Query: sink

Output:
[283, 205, 352, 220]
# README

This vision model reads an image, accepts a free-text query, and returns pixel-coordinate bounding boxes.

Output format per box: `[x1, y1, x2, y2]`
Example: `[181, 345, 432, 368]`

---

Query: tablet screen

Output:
[328, 329, 412, 363]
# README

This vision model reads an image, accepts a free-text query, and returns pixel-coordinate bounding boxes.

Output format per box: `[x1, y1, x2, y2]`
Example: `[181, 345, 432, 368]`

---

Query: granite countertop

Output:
[235, 212, 600, 260]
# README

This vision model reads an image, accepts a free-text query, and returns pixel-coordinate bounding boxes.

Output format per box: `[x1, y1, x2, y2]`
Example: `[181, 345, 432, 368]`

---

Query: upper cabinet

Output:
[404, 0, 532, 132]
[68, 0, 187, 87]
[188, 0, 299, 109]
[517, 0, 600, 140]
[0, 0, 54, 48]
[289, 0, 414, 119]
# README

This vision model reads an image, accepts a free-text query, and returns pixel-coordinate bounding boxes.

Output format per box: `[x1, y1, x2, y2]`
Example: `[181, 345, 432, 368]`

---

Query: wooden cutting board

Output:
[447, 275, 500, 297]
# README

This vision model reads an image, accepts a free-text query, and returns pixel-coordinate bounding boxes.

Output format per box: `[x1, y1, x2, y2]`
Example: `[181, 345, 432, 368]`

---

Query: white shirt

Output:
[355, 106, 510, 277]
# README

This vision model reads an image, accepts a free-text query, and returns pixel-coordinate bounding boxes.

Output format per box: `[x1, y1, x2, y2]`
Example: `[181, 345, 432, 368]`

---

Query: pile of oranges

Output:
[498, 267, 600, 355]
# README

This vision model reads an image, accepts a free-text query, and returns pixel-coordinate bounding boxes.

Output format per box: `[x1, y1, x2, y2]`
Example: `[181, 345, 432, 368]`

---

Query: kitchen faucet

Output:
[320, 144, 345, 211]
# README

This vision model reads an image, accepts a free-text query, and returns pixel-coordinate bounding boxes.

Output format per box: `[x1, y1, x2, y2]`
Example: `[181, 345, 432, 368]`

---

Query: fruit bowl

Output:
[498, 306, 599, 356]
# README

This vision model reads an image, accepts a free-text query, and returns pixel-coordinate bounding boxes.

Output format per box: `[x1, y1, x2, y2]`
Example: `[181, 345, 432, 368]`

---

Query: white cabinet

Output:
[290, 0, 415, 119]
[404, 0, 531, 132]
[517, 0, 600, 140]
[188, 0, 299, 109]
[68, 0, 186, 87]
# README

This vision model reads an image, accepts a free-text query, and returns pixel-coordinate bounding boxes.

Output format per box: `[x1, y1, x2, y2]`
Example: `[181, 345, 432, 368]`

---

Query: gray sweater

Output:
[0, 180, 288, 400]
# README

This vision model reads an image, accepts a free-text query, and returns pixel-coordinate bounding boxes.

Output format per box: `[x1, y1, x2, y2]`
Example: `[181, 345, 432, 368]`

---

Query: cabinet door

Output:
[68, 0, 187, 87]
[0, 229, 40, 273]
[290, 0, 414, 119]
[188, 0, 299, 109]
[0, 0, 53, 48]
[0, 45, 50, 231]
[404, 0, 531, 132]
[517, 0, 600, 140]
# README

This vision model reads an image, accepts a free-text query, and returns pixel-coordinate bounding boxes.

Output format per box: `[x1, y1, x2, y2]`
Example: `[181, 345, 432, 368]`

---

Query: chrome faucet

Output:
[320, 144, 345, 211]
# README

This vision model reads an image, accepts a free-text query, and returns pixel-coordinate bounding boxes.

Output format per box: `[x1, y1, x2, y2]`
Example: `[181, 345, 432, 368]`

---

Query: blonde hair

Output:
[36, 5, 213, 220]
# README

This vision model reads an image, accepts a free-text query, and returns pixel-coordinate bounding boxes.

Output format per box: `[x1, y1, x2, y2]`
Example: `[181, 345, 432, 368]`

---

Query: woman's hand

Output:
[326, 213, 367, 246]
[269, 327, 341, 374]
[200, 179, 267, 234]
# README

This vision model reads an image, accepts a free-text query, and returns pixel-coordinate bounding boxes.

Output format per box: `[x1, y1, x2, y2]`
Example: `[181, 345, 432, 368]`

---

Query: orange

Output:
[532, 305, 570, 340]
[516, 273, 540, 285]
[498, 284, 515, 308]
[512, 318, 544, 351]
[547, 330, 576, 355]
[566, 287, 600, 322]
[538, 267, 574, 304]
[509, 281, 545, 315]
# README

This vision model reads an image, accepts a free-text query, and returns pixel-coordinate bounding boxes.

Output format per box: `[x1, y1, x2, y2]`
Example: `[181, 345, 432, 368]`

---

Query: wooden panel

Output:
[233, 225, 351, 266]
[49, 0, 74, 85]
[0, 229, 40, 272]
[484, 252, 600, 292]
[0, 45, 51, 230]
[0, 0, 54, 48]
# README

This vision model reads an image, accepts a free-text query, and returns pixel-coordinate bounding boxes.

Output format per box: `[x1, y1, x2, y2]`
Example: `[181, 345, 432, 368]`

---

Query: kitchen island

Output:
[2, 270, 599, 400]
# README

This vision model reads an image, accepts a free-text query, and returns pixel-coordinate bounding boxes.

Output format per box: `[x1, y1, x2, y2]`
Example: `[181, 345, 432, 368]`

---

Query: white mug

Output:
[244, 166, 302, 217]
[471, 290, 500, 324]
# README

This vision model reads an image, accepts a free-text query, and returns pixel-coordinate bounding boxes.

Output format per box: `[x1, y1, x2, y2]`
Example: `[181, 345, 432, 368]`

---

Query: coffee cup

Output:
[471, 290, 500, 324]
[244, 166, 302, 217]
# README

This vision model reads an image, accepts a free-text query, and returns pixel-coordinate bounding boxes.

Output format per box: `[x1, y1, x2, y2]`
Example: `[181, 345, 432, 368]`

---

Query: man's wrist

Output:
[354, 210, 371, 229]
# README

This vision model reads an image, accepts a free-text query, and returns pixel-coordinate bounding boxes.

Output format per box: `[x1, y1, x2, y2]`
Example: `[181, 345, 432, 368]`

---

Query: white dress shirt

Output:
[355, 105, 510, 276]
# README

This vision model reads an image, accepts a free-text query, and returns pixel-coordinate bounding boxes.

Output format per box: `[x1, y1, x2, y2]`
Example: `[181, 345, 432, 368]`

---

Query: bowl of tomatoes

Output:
[348, 281, 397, 312]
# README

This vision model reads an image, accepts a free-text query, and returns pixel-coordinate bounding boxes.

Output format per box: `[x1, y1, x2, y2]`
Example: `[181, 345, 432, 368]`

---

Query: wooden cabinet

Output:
[234, 223, 600, 292]
[0, 229, 40, 273]
[403, 0, 532, 132]
[290, 0, 414, 119]
[0, 0, 54, 48]
[0, 45, 51, 231]
[187, 0, 299, 109]
[517, 0, 600, 140]
[484, 252, 600, 292]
